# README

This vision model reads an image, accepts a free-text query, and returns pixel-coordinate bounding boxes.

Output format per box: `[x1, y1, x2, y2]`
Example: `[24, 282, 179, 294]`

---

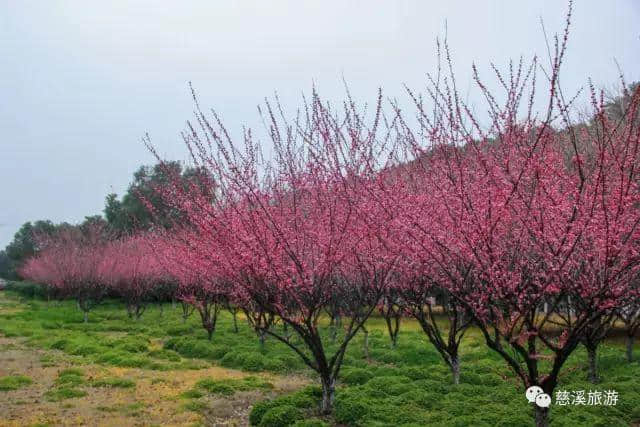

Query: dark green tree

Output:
[3, 220, 61, 279]
[0, 250, 10, 279]
[104, 161, 213, 234]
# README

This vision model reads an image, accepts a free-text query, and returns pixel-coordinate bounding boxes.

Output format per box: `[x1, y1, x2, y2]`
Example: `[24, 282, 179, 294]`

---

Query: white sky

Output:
[1, 0, 639, 247]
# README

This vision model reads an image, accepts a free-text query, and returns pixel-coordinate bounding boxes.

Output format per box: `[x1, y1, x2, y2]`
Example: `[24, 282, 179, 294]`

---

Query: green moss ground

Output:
[1, 283, 639, 426]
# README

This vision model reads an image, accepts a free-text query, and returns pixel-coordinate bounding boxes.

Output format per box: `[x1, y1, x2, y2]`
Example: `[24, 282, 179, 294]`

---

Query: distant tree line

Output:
[0, 161, 210, 279]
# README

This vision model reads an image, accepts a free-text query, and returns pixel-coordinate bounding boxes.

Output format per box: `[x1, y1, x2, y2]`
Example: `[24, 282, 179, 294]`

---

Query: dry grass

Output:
[0, 335, 303, 427]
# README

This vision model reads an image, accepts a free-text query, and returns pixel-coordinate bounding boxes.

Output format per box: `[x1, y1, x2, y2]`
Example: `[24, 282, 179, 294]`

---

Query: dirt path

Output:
[0, 335, 307, 426]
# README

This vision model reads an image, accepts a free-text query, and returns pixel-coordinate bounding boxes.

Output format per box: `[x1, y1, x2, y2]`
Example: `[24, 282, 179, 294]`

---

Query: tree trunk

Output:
[207, 328, 213, 341]
[626, 335, 634, 363]
[83, 311, 88, 323]
[587, 347, 599, 383]
[535, 405, 549, 427]
[363, 327, 369, 360]
[159, 303, 164, 317]
[320, 377, 335, 415]
[330, 316, 339, 343]
[232, 311, 238, 333]
[259, 330, 266, 349]
[450, 356, 460, 385]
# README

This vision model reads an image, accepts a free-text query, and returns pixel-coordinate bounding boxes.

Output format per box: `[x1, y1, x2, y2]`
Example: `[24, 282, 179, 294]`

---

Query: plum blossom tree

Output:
[394, 11, 640, 424]
[145, 87, 402, 414]
[20, 226, 112, 323]
[104, 235, 167, 320]
[619, 296, 640, 362]
[154, 230, 230, 340]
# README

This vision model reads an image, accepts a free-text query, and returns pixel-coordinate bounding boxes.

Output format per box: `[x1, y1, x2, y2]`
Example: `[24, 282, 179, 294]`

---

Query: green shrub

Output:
[182, 399, 208, 412]
[276, 354, 302, 370]
[291, 419, 328, 427]
[398, 366, 430, 381]
[58, 368, 84, 376]
[55, 369, 85, 387]
[397, 390, 439, 409]
[370, 349, 402, 364]
[263, 357, 287, 372]
[4, 281, 48, 299]
[334, 394, 370, 424]
[371, 365, 400, 377]
[181, 389, 204, 399]
[0, 375, 32, 391]
[258, 405, 301, 427]
[45, 387, 87, 401]
[241, 376, 274, 391]
[282, 393, 315, 409]
[163, 337, 221, 359]
[195, 378, 235, 395]
[364, 376, 413, 397]
[49, 339, 69, 350]
[148, 349, 181, 362]
[56, 374, 85, 386]
[250, 400, 277, 426]
[166, 325, 193, 335]
[341, 368, 374, 385]
[242, 353, 266, 371]
[192, 376, 273, 398]
[220, 351, 244, 367]
[67, 343, 102, 356]
[250, 387, 317, 426]
[41, 320, 63, 329]
[115, 338, 148, 353]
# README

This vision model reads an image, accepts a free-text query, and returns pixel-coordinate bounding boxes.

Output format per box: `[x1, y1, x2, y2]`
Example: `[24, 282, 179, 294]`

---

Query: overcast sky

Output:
[1, 1, 639, 248]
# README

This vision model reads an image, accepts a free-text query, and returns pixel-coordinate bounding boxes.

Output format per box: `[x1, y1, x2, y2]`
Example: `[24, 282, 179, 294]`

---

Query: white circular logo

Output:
[525, 386, 544, 403]
[535, 393, 551, 408]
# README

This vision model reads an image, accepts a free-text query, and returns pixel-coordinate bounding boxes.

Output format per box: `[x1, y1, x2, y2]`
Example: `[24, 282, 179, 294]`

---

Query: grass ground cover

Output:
[0, 285, 639, 426]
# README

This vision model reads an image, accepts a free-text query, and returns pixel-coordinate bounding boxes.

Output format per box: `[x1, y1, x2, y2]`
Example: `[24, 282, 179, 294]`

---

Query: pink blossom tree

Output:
[104, 235, 166, 320]
[145, 88, 399, 414]
[395, 13, 640, 424]
[20, 226, 112, 323]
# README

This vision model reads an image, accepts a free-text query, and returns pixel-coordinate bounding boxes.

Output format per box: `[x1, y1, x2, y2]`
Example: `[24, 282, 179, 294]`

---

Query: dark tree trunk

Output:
[534, 405, 549, 427]
[330, 315, 341, 343]
[450, 356, 460, 385]
[83, 310, 88, 323]
[259, 330, 266, 349]
[320, 377, 335, 415]
[232, 311, 238, 333]
[362, 326, 369, 359]
[587, 346, 599, 383]
[384, 313, 400, 349]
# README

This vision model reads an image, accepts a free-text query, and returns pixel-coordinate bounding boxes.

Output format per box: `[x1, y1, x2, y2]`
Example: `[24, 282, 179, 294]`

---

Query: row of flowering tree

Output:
[18, 8, 640, 426]
[143, 69, 639, 427]
[147, 15, 639, 425]
[20, 229, 175, 322]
